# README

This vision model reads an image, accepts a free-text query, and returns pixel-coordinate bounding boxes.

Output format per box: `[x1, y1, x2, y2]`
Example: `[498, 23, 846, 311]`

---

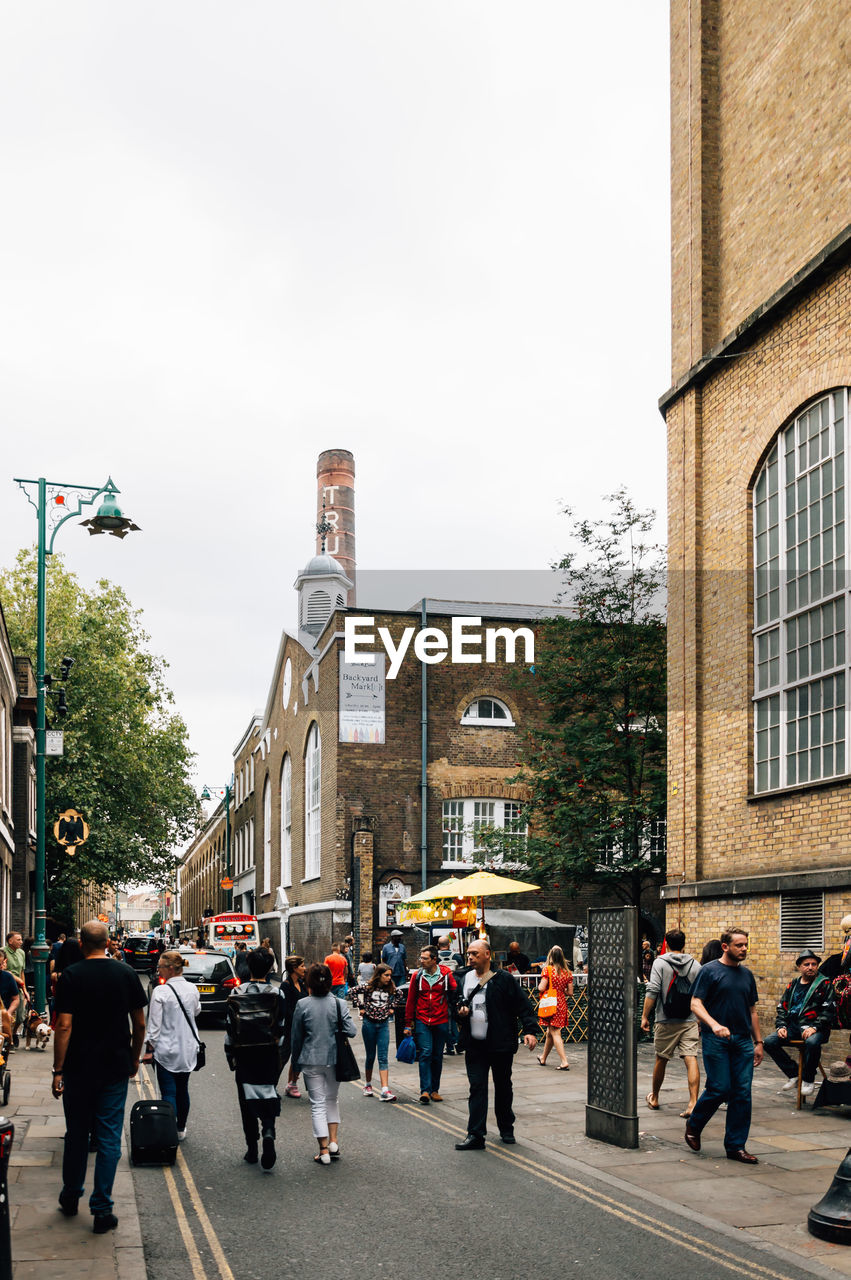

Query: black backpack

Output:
[662, 961, 696, 1019]
[226, 982, 280, 1048]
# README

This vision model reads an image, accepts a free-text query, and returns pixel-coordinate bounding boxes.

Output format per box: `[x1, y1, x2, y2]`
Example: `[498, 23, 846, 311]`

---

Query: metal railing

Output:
[516, 974, 652, 1044]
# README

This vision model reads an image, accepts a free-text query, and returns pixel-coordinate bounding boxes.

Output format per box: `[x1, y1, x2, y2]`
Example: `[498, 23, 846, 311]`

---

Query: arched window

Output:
[262, 777, 272, 896]
[753, 389, 849, 792]
[280, 754, 292, 887]
[461, 697, 514, 726]
[304, 724, 321, 879]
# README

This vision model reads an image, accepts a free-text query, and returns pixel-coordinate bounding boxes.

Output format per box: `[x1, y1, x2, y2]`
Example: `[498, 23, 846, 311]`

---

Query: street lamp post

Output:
[200, 782, 233, 910]
[14, 476, 140, 1014]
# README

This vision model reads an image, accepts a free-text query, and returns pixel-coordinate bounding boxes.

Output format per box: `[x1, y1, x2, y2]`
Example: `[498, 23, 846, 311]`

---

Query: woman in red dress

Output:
[536, 945, 573, 1070]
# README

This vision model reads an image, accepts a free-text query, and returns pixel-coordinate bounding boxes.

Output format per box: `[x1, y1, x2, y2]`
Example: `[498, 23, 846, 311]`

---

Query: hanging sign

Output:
[54, 809, 89, 852]
[339, 654, 386, 744]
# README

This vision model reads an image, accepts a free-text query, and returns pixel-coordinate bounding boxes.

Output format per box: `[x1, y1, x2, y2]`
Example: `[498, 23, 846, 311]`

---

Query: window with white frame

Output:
[304, 725, 321, 879]
[262, 778, 272, 895]
[461, 697, 514, 726]
[441, 798, 526, 867]
[754, 391, 849, 792]
[280, 754, 292, 886]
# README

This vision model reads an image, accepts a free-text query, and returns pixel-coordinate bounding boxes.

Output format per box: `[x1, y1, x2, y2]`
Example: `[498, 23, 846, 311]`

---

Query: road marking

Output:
[404, 1104, 800, 1280]
[132, 1067, 234, 1280]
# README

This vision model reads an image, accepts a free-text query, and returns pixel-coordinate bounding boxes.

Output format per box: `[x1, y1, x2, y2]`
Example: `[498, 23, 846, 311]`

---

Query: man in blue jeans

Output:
[52, 921, 147, 1232]
[685, 927, 764, 1164]
[404, 945, 457, 1105]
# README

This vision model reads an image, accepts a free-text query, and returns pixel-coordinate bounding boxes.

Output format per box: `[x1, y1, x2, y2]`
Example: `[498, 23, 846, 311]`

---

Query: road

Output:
[131, 1026, 818, 1280]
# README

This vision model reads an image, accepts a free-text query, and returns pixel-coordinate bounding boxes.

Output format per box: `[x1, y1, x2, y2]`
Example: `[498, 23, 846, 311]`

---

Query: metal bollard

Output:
[0, 1118, 14, 1280]
[809, 1148, 851, 1244]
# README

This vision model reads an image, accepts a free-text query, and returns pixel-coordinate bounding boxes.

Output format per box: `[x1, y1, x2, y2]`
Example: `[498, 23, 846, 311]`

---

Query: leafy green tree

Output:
[149, 910, 162, 930]
[0, 549, 199, 914]
[480, 490, 666, 909]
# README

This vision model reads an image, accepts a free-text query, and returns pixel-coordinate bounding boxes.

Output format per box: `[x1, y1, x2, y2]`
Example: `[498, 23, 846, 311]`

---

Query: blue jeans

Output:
[155, 1060, 191, 1130]
[414, 1021, 448, 1094]
[361, 1019, 390, 1074]
[764, 1026, 828, 1084]
[62, 1075, 129, 1216]
[690, 1031, 755, 1151]
[332, 984, 348, 1001]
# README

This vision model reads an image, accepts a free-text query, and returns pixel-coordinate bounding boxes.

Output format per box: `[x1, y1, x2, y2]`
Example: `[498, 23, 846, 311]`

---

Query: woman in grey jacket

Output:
[290, 962, 357, 1165]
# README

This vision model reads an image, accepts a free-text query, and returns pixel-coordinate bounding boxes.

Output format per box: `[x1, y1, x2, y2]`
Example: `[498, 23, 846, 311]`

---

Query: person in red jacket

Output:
[404, 945, 457, 1105]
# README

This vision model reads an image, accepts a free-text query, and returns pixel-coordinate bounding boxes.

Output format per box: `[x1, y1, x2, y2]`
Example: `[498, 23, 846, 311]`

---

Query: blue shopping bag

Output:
[396, 1033, 416, 1064]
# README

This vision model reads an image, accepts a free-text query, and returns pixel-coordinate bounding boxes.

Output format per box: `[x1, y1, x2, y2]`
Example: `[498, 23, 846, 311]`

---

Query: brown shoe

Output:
[684, 1123, 701, 1152]
[419, 1092, 430, 1105]
[726, 1149, 759, 1164]
[430, 1092, 443, 1102]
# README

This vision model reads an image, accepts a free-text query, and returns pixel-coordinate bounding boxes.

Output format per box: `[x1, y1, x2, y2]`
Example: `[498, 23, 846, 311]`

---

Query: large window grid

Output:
[754, 391, 849, 792]
[441, 798, 527, 868]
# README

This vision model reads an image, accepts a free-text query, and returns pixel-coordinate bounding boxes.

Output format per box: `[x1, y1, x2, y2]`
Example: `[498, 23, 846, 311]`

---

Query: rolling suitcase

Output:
[129, 1098, 178, 1166]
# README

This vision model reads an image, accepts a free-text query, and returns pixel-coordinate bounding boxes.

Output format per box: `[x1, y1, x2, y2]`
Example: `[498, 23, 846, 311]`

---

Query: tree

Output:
[0, 549, 199, 914]
[149, 910, 162, 930]
[480, 490, 666, 909]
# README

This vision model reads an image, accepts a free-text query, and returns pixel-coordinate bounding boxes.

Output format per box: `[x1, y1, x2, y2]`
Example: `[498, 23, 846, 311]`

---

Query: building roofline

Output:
[659, 223, 851, 415]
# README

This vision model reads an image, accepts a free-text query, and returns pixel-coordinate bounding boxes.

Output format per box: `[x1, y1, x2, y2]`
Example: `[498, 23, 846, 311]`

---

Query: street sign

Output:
[45, 730, 64, 756]
[53, 809, 89, 852]
[220, 877, 233, 890]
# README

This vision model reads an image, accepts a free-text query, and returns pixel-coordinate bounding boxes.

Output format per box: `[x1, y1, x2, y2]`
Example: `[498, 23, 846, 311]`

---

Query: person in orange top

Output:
[324, 943, 349, 999]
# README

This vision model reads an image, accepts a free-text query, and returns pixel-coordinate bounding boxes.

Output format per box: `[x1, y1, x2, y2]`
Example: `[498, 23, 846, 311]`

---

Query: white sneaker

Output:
[801, 1082, 815, 1096]
[177, 1129, 187, 1141]
[781, 1079, 797, 1091]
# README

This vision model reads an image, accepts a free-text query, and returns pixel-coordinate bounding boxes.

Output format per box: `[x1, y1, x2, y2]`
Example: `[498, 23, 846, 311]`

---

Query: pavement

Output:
[6, 1040, 144, 1280]
[9, 1031, 851, 1279]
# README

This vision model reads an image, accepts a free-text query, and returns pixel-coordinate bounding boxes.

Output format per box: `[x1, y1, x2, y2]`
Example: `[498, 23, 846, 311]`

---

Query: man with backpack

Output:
[640, 927, 701, 1117]
[225, 948, 287, 1170]
[404, 945, 457, 1104]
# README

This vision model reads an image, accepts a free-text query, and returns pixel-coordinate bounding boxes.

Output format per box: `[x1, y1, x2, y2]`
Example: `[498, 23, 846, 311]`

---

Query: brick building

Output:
[662, 0, 851, 999]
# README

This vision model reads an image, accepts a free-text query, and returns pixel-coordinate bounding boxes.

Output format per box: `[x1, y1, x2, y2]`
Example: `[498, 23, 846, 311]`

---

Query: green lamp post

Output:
[14, 476, 140, 1014]
[200, 782, 233, 910]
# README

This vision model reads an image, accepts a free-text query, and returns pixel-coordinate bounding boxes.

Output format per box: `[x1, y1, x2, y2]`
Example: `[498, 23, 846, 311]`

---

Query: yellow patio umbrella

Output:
[402, 876, 472, 903]
[450, 869, 540, 935]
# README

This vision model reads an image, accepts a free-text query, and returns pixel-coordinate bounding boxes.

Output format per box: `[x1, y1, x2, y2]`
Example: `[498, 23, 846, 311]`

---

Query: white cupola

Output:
[293, 550, 352, 653]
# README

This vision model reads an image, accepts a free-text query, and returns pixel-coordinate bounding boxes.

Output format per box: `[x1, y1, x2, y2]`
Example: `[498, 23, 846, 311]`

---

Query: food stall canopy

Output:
[481, 909, 575, 964]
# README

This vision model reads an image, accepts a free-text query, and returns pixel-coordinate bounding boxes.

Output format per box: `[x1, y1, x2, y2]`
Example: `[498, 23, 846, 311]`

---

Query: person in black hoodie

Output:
[453, 938, 538, 1150]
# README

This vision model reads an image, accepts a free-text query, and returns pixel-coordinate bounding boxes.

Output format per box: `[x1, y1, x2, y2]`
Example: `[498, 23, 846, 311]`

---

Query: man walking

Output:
[640, 927, 701, 1116]
[225, 948, 288, 1170]
[381, 930, 407, 984]
[454, 938, 539, 1149]
[685, 927, 763, 1164]
[5, 932, 28, 1041]
[764, 949, 834, 1097]
[324, 942, 349, 1000]
[404, 945, 457, 1104]
[52, 920, 147, 1232]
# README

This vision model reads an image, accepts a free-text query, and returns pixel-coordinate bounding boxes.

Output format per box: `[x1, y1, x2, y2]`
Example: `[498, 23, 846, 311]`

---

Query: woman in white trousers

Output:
[290, 962, 357, 1164]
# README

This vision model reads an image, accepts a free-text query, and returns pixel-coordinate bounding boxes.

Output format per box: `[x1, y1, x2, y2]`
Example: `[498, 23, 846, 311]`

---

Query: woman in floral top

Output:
[349, 964, 404, 1101]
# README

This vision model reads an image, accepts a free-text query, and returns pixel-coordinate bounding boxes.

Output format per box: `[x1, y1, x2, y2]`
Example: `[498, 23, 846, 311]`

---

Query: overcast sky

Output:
[0, 3, 670, 811]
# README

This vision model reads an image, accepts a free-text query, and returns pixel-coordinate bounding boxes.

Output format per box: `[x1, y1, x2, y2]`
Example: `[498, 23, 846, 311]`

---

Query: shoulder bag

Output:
[334, 998, 360, 1082]
[538, 966, 558, 1019]
[168, 983, 207, 1071]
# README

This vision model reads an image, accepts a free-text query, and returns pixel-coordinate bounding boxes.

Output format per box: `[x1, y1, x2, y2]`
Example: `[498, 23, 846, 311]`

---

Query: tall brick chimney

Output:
[316, 449, 355, 602]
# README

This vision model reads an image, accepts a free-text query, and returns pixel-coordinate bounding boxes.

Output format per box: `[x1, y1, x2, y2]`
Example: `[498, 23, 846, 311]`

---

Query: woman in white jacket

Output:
[146, 951, 202, 1141]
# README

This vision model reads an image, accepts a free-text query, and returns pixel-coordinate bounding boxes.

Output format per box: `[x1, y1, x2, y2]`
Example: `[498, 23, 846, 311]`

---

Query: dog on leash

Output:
[24, 1008, 51, 1051]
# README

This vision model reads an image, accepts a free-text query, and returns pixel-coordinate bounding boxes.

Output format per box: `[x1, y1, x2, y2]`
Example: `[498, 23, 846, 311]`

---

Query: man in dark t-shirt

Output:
[53, 920, 147, 1233]
[684, 928, 763, 1164]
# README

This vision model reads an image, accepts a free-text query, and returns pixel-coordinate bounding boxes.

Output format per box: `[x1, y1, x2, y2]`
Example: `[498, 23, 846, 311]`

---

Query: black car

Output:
[149, 949, 240, 1020]
[123, 934, 159, 973]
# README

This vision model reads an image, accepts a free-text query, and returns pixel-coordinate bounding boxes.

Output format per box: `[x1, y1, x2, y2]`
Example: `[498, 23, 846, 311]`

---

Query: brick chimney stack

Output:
[316, 449, 356, 602]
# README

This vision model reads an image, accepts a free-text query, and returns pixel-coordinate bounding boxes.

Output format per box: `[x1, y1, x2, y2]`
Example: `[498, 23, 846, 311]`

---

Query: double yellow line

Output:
[404, 1100, 802, 1280]
[132, 1069, 234, 1280]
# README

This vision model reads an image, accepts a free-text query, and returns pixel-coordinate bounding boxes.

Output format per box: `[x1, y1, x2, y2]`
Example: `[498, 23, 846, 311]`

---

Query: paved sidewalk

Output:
[7, 1042, 145, 1280]
[391, 1039, 851, 1278]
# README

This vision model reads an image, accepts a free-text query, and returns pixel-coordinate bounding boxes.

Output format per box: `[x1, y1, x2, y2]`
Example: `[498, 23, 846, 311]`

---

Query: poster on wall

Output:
[339, 654, 386, 744]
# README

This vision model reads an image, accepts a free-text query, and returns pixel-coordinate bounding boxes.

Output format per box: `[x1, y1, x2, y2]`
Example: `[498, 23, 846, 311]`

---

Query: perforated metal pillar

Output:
[585, 906, 639, 1148]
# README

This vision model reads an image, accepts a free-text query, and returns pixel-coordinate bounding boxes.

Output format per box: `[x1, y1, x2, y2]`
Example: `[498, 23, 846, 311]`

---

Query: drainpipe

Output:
[420, 598, 428, 891]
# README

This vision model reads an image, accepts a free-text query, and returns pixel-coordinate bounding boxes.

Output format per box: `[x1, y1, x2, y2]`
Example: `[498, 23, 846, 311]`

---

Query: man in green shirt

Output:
[4, 932, 27, 1042]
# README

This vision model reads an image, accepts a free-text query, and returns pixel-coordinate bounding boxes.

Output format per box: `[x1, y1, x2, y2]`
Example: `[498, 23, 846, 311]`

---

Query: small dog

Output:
[24, 1009, 51, 1051]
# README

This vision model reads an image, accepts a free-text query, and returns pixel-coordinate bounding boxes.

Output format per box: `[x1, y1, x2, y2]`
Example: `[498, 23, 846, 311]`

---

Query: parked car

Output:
[148, 948, 240, 1020]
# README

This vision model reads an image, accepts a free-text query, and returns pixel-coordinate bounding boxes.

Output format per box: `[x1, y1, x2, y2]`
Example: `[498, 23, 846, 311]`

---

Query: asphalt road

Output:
[131, 1025, 818, 1280]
